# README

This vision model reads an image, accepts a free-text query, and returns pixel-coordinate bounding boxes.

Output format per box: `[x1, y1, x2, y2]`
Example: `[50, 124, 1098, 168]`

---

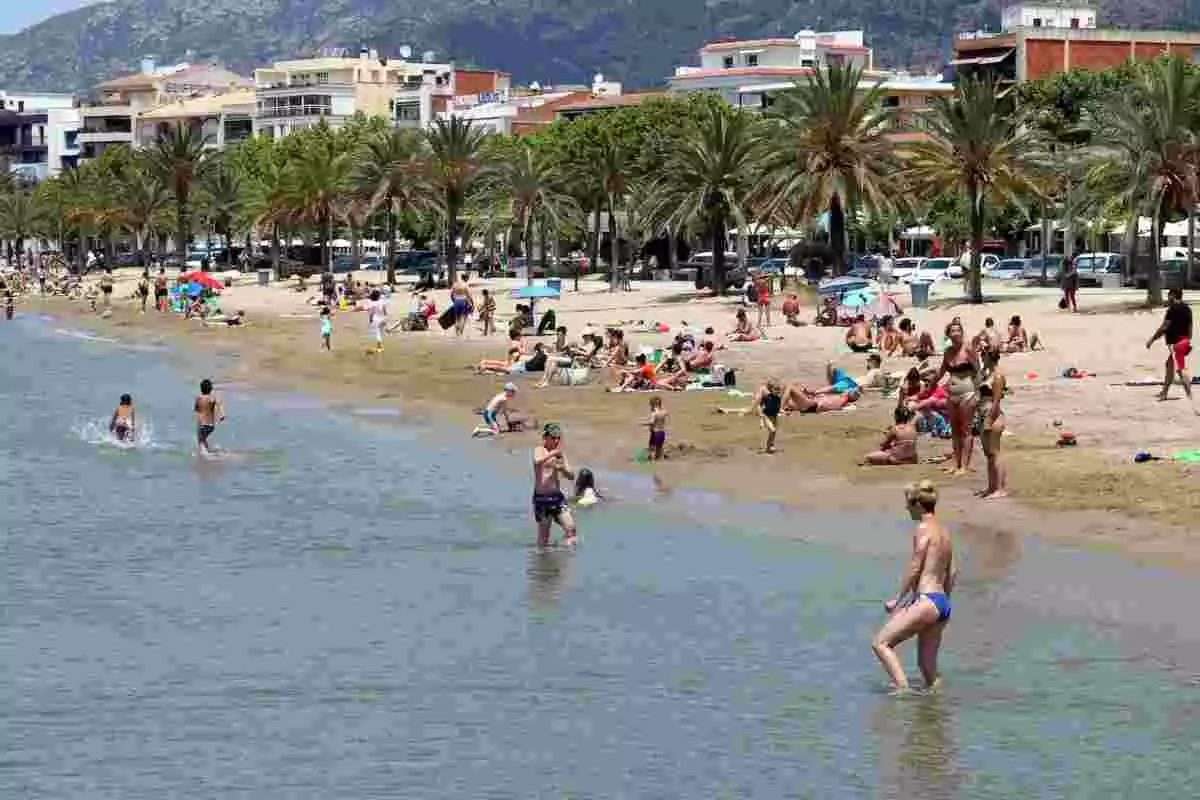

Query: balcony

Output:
[80, 103, 134, 118]
[78, 130, 134, 145]
[255, 105, 335, 121]
[255, 82, 352, 96]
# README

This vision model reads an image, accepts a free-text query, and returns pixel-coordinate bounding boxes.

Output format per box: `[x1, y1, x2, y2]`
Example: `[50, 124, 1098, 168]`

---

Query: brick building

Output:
[952, 1, 1200, 87]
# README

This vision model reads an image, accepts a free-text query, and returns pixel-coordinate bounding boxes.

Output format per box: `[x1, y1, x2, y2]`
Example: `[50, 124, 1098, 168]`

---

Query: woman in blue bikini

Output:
[871, 480, 957, 691]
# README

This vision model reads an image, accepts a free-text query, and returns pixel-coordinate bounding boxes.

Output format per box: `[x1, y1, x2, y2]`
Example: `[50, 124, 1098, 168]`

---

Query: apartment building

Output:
[952, 2, 1200, 86]
[668, 32, 953, 135]
[392, 66, 510, 129]
[136, 90, 255, 149]
[0, 92, 79, 182]
[79, 61, 251, 160]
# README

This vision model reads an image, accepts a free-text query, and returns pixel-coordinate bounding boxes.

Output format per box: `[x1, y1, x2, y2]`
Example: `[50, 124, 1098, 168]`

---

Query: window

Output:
[722, 56, 734, 69]
[801, 58, 815, 68]
[17, 100, 24, 112]
[882, 95, 900, 108]
[1032, 17, 1042, 27]
[316, 72, 329, 84]
[746, 53, 758, 67]
[1194, 46, 1200, 63]
[1069, 17, 1080, 28]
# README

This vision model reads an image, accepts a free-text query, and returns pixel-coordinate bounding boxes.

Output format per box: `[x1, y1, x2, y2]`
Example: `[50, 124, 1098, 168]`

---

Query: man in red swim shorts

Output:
[1146, 287, 1197, 410]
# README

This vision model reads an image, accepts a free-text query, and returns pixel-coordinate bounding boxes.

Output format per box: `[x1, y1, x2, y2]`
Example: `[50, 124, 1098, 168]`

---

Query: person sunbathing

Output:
[845, 315, 873, 352]
[1001, 314, 1044, 352]
[815, 355, 887, 395]
[727, 309, 759, 342]
[890, 318, 918, 356]
[974, 317, 1002, 353]
[203, 309, 247, 327]
[476, 331, 525, 374]
[877, 315, 900, 354]
[685, 340, 716, 373]
[914, 331, 938, 360]
[816, 297, 837, 326]
[783, 384, 862, 413]
[862, 406, 920, 466]
[612, 353, 657, 392]
[654, 344, 690, 391]
[602, 329, 631, 369]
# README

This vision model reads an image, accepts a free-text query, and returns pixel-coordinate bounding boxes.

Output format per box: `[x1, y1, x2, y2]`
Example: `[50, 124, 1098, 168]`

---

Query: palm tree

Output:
[1087, 57, 1200, 306]
[284, 129, 352, 269]
[144, 124, 210, 261]
[354, 128, 427, 284]
[762, 62, 897, 276]
[483, 140, 578, 284]
[0, 189, 47, 268]
[425, 116, 487, 281]
[638, 103, 768, 295]
[116, 158, 169, 264]
[593, 128, 635, 291]
[901, 77, 1046, 303]
[200, 157, 245, 268]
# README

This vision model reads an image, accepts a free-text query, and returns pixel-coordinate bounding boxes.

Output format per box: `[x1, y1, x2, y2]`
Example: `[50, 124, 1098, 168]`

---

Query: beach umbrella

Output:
[510, 285, 561, 300]
[179, 271, 224, 291]
[816, 276, 870, 296]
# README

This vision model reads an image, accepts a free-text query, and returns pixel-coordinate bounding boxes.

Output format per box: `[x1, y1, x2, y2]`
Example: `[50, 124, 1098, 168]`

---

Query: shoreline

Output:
[30, 288, 1200, 573]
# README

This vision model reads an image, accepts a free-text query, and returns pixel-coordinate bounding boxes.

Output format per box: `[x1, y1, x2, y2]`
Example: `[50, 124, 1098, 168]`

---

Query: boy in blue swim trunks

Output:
[482, 383, 516, 434]
[872, 480, 956, 691]
[532, 422, 577, 548]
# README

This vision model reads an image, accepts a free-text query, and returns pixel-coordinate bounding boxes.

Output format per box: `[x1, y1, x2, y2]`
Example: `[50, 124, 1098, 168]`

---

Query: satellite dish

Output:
[399, 45, 413, 59]
[530, 80, 542, 92]
[421, 50, 436, 63]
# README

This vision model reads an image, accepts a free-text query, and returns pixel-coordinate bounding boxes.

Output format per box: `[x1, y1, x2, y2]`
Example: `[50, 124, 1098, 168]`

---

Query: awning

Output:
[949, 50, 1014, 67]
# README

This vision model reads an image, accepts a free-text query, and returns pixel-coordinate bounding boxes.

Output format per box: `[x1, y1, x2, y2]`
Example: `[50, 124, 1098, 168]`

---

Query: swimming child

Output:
[4, 290, 13, 320]
[109, 393, 136, 442]
[574, 468, 601, 507]
[532, 422, 578, 548]
[482, 382, 516, 434]
[320, 307, 332, 351]
[194, 378, 224, 455]
[645, 396, 668, 460]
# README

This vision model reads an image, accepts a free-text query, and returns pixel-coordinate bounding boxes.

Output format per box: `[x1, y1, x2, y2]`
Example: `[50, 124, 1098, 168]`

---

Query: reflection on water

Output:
[5, 318, 1200, 797]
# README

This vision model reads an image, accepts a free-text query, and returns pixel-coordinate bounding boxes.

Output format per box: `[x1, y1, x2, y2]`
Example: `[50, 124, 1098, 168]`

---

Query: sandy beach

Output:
[34, 269, 1200, 567]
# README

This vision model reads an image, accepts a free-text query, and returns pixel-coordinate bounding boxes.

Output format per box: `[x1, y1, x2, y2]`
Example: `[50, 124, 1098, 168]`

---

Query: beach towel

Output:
[830, 368, 858, 395]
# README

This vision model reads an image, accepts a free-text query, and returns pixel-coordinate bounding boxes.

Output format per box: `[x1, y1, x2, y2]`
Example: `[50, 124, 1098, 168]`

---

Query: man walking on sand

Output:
[872, 481, 956, 692]
[1146, 287, 1197, 412]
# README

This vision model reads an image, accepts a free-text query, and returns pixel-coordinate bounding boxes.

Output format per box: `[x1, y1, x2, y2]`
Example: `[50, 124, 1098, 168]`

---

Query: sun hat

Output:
[504, 382, 517, 393]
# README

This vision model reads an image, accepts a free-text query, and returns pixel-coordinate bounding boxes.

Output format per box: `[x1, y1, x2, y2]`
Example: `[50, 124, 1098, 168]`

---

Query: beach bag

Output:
[438, 307, 456, 330]
[723, 368, 737, 387]
[1057, 297, 1068, 310]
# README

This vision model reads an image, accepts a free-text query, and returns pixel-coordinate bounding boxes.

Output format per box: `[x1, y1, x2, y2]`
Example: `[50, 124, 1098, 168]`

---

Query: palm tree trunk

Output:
[1147, 205, 1164, 307]
[590, 201, 601, 284]
[539, 215, 549, 275]
[486, 222, 496, 278]
[830, 193, 846, 277]
[1122, 211, 1137, 285]
[524, 215, 533, 286]
[445, 198, 459, 284]
[386, 197, 397, 285]
[1188, 205, 1196, 289]
[608, 201, 619, 293]
[712, 219, 728, 296]
[968, 189, 985, 304]
[176, 196, 187, 265]
[271, 222, 281, 281]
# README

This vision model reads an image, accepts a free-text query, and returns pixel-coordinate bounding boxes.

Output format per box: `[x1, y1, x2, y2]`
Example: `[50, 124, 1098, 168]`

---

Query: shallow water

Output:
[3, 316, 1200, 798]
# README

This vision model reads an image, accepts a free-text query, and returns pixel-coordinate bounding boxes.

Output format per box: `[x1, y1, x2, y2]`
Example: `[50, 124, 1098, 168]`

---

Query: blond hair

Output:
[905, 480, 938, 513]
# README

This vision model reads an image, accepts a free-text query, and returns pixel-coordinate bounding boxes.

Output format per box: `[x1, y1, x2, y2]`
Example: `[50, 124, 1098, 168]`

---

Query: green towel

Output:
[1173, 450, 1200, 463]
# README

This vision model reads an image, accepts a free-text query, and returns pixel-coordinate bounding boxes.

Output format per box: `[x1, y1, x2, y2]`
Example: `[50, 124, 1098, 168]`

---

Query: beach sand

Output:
[39, 269, 1200, 567]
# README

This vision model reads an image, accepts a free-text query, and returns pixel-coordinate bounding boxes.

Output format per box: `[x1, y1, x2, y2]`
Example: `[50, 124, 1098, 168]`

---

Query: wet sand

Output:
[31, 272, 1200, 569]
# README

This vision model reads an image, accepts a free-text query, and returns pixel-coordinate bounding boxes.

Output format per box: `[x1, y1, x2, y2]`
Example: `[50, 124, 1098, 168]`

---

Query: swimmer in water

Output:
[871, 481, 957, 691]
[109, 393, 136, 442]
[194, 378, 224, 455]
[574, 467, 602, 507]
[532, 422, 577, 548]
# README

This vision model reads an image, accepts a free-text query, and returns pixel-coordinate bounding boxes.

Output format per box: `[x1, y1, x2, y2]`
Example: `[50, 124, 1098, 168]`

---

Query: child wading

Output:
[109, 394, 136, 442]
[320, 307, 332, 350]
[531, 422, 578, 548]
[645, 396, 668, 460]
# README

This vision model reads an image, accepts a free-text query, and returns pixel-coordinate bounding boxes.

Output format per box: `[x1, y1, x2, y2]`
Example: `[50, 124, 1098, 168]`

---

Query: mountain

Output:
[0, 0, 1189, 94]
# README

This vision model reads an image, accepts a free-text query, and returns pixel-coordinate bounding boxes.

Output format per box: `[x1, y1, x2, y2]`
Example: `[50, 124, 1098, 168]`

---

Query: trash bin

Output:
[257, 268, 271, 287]
[910, 280, 932, 308]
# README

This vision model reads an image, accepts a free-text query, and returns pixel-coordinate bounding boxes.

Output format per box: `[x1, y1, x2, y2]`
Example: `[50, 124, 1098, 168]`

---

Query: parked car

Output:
[679, 251, 745, 289]
[904, 257, 953, 284]
[847, 255, 880, 279]
[1073, 252, 1125, 286]
[989, 258, 1029, 280]
[1022, 254, 1064, 282]
[945, 253, 999, 278]
[890, 257, 925, 283]
[1134, 257, 1197, 290]
[112, 252, 146, 268]
[394, 249, 438, 274]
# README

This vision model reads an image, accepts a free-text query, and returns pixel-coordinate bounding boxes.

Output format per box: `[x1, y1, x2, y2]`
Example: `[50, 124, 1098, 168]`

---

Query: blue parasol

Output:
[817, 276, 870, 297]
[510, 285, 561, 300]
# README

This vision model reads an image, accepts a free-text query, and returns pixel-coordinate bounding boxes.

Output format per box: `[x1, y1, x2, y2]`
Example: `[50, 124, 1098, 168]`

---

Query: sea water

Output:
[2, 315, 1200, 798]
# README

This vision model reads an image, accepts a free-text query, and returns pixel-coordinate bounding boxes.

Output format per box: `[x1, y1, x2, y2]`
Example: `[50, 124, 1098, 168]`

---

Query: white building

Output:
[0, 92, 80, 182]
[669, 31, 953, 138]
[136, 90, 255, 149]
[1000, 2, 1097, 32]
[392, 66, 511, 130]
[79, 61, 251, 160]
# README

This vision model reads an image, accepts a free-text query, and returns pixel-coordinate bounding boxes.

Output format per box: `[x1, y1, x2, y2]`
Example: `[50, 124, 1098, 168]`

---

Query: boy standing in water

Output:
[320, 307, 332, 351]
[755, 378, 783, 454]
[645, 396, 668, 460]
[4, 290, 13, 320]
[109, 394, 136, 442]
[194, 379, 224, 455]
[532, 422, 578, 548]
[871, 481, 956, 691]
